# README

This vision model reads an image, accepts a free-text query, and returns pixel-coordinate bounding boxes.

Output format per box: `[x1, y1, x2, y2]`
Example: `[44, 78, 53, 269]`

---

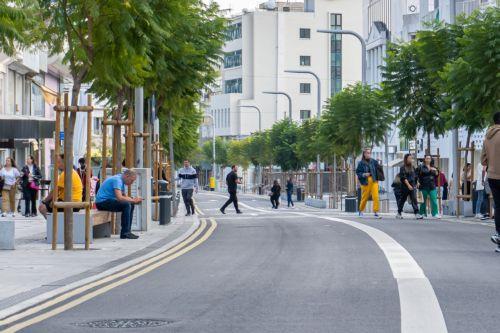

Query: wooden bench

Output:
[91, 210, 113, 238]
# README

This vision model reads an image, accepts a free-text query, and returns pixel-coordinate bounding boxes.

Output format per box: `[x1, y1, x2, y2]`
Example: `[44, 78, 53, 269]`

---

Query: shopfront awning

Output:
[0, 117, 55, 139]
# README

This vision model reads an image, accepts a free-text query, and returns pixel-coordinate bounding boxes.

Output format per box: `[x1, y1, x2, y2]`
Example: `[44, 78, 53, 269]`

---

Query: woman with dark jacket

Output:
[356, 148, 382, 218]
[270, 180, 281, 209]
[397, 154, 423, 220]
[416, 155, 440, 218]
[21, 155, 42, 217]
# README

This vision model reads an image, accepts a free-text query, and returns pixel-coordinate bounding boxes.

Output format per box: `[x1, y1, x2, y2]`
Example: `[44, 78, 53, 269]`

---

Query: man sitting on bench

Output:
[95, 169, 142, 239]
[39, 154, 83, 218]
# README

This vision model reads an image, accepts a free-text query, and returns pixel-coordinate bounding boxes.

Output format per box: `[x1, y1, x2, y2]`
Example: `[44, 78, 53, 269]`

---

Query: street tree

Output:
[0, 0, 37, 54]
[296, 118, 321, 165]
[245, 131, 273, 168]
[441, 7, 500, 152]
[227, 140, 251, 170]
[382, 40, 446, 152]
[202, 137, 229, 167]
[268, 119, 303, 172]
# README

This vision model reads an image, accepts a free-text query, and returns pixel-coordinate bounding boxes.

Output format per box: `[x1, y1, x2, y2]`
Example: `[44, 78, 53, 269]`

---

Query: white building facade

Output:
[202, 0, 363, 138]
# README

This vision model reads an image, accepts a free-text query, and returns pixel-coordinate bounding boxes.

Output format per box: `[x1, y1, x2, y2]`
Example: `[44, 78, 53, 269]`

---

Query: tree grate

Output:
[74, 319, 173, 329]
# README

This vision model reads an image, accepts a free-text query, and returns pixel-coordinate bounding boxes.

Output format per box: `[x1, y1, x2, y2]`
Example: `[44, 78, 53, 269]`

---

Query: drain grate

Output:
[75, 319, 173, 329]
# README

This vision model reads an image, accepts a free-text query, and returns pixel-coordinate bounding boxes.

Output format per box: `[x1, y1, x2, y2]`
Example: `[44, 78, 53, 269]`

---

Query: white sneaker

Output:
[1, 213, 6, 217]
[396, 213, 403, 219]
[416, 214, 424, 220]
[434, 214, 442, 219]
[476, 214, 483, 219]
[10, 213, 15, 218]
[495, 245, 500, 253]
[358, 212, 364, 218]
[374, 213, 382, 219]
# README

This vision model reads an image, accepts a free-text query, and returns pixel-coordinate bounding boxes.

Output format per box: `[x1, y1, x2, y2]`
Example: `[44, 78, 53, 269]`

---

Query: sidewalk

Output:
[0, 207, 197, 315]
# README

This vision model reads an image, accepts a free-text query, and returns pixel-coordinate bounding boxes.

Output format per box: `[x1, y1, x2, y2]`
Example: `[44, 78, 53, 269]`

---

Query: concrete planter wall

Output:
[305, 198, 327, 209]
[0, 220, 15, 250]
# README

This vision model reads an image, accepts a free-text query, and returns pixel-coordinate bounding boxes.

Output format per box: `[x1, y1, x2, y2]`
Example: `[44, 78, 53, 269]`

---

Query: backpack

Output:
[376, 163, 385, 182]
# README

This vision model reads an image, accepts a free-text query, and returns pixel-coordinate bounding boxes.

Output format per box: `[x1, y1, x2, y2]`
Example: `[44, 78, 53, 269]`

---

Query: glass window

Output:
[299, 28, 311, 39]
[31, 74, 45, 117]
[300, 83, 311, 94]
[224, 50, 242, 69]
[225, 22, 242, 41]
[300, 110, 311, 120]
[224, 78, 242, 94]
[330, 13, 342, 96]
[300, 56, 311, 66]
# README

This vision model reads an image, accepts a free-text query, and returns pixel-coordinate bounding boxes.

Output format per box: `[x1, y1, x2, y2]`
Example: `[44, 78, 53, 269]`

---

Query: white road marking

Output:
[298, 213, 447, 333]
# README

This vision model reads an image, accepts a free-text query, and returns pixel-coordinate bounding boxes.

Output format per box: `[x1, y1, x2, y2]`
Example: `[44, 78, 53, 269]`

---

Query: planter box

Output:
[0, 220, 15, 250]
[47, 212, 92, 245]
[345, 197, 358, 213]
[305, 198, 327, 209]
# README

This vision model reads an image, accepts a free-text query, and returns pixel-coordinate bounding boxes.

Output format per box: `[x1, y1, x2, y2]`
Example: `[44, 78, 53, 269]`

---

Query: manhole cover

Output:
[75, 319, 173, 329]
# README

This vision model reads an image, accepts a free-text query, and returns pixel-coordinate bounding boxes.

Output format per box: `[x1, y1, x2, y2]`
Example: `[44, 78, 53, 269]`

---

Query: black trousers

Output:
[270, 195, 280, 208]
[488, 179, 500, 234]
[397, 188, 419, 214]
[22, 187, 37, 215]
[182, 189, 195, 214]
[221, 190, 239, 212]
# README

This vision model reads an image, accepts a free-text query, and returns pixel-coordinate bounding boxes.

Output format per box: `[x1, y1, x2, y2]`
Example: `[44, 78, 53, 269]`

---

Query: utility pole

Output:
[204, 114, 216, 190]
[239, 105, 262, 131]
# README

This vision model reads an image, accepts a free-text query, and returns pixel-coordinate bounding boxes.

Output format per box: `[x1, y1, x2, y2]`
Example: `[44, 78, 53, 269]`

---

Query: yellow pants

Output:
[1, 187, 17, 213]
[359, 176, 379, 213]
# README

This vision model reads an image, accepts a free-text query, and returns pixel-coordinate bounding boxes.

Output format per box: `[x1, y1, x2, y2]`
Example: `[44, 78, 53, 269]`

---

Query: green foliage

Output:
[159, 101, 202, 164]
[382, 41, 446, 146]
[441, 7, 500, 133]
[0, 0, 37, 55]
[202, 137, 228, 166]
[268, 119, 303, 172]
[227, 140, 250, 170]
[245, 131, 272, 167]
[320, 83, 392, 159]
[296, 118, 321, 163]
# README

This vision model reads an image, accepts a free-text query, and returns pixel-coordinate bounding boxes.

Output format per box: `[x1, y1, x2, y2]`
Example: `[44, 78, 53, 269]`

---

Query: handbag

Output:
[417, 190, 424, 204]
[376, 163, 385, 181]
[3, 184, 12, 191]
[29, 181, 40, 191]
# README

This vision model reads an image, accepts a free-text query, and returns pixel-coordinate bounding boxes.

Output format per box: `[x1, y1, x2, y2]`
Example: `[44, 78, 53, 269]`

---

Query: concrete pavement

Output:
[1, 191, 499, 332]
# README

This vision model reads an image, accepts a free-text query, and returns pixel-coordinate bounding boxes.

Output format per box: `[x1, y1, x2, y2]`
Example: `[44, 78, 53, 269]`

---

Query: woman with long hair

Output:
[355, 148, 382, 218]
[270, 180, 281, 209]
[397, 154, 423, 220]
[0, 157, 21, 217]
[21, 155, 42, 217]
[417, 155, 440, 218]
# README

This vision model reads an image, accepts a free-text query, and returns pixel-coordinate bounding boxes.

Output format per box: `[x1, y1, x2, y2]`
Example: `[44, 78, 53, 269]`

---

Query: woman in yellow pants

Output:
[356, 148, 382, 218]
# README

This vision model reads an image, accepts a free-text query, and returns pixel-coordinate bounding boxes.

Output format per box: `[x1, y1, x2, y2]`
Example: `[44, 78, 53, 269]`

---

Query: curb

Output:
[0, 215, 200, 321]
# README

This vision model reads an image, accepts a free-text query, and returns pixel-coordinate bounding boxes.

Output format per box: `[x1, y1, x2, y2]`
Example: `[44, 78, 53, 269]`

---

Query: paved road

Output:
[2, 192, 499, 333]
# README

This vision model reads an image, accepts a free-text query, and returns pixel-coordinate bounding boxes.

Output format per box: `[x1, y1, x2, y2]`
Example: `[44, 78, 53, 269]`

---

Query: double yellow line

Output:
[0, 218, 217, 333]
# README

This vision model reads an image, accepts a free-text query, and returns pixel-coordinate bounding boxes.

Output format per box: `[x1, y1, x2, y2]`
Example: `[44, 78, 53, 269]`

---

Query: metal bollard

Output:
[158, 180, 172, 225]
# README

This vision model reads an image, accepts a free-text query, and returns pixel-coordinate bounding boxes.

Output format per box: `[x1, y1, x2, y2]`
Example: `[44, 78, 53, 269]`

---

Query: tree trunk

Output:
[426, 131, 431, 155]
[63, 80, 81, 250]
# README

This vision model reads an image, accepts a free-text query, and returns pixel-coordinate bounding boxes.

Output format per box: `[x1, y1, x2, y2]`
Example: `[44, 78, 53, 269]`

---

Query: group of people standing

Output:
[0, 156, 41, 217]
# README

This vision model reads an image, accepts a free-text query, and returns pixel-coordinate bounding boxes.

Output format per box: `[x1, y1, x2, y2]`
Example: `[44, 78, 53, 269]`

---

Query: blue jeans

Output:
[475, 190, 485, 215]
[287, 191, 294, 207]
[96, 200, 135, 236]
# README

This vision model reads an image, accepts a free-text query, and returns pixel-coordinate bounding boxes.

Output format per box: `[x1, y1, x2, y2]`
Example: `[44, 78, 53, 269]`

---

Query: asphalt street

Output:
[3, 192, 499, 333]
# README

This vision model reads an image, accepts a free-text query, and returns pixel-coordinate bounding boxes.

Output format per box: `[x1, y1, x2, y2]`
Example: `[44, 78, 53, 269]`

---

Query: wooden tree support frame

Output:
[52, 93, 93, 250]
[455, 142, 475, 217]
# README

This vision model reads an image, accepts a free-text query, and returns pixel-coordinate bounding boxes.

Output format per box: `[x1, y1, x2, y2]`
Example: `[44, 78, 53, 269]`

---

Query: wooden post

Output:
[63, 93, 72, 250]
[51, 95, 61, 250]
[101, 111, 107, 183]
[85, 95, 92, 250]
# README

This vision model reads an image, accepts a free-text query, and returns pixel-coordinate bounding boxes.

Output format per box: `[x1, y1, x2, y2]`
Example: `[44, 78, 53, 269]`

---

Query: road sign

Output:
[59, 131, 64, 140]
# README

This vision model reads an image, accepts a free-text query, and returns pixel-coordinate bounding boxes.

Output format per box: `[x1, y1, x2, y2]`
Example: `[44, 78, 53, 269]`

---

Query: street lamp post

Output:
[317, 29, 367, 85]
[284, 69, 322, 198]
[239, 105, 262, 132]
[262, 91, 292, 119]
[204, 114, 216, 189]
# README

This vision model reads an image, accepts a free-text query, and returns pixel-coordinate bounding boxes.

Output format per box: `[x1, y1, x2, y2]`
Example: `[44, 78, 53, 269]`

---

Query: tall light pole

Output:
[262, 91, 292, 119]
[317, 29, 367, 84]
[204, 114, 216, 188]
[285, 69, 322, 198]
[239, 105, 262, 131]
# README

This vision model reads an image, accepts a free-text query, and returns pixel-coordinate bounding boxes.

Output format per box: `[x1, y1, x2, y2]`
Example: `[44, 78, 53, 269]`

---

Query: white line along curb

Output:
[300, 213, 448, 333]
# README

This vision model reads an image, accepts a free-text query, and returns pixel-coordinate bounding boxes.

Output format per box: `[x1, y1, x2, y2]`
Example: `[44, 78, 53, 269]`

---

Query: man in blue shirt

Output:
[96, 169, 142, 239]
